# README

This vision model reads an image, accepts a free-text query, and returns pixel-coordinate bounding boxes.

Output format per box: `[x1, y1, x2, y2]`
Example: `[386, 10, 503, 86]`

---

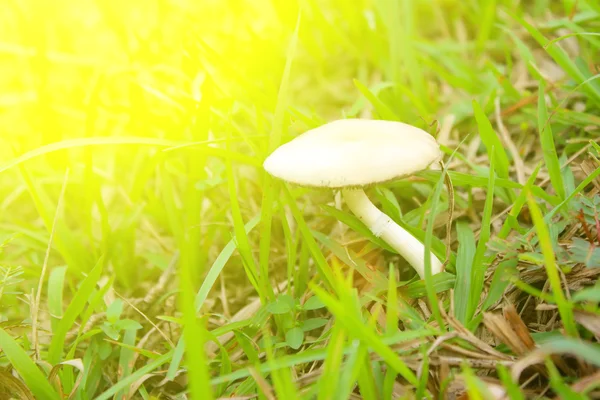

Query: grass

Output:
[1, 0, 600, 398]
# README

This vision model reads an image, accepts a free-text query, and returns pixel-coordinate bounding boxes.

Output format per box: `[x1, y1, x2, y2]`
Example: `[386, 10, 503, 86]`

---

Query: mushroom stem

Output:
[341, 188, 443, 279]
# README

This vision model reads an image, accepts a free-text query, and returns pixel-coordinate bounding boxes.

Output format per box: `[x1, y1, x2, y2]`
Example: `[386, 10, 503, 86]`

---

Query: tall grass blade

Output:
[48, 256, 104, 364]
[311, 285, 418, 386]
[0, 328, 60, 400]
[472, 100, 509, 179]
[454, 222, 475, 324]
[526, 192, 578, 337]
[510, 11, 600, 105]
[538, 82, 566, 199]
[258, 11, 302, 302]
[467, 152, 495, 324]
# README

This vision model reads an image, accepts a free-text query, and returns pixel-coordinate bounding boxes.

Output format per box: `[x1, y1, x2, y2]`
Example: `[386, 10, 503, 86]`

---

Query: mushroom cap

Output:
[263, 119, 442, 188]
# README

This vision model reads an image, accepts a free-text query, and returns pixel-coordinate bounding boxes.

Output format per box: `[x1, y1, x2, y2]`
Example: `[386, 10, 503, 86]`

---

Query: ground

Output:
[0, 0, 600, 399]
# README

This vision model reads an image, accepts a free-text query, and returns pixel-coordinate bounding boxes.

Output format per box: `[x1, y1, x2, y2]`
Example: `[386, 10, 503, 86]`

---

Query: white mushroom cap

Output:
[263, 119, 442, 188]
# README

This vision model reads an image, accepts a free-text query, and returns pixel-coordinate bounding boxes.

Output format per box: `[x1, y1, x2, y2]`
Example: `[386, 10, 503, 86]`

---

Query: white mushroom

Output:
[264, 118, 444, 279]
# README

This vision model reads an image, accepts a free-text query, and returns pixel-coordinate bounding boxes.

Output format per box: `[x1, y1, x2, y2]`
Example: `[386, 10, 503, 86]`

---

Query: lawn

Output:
[1, 0, 600, 398]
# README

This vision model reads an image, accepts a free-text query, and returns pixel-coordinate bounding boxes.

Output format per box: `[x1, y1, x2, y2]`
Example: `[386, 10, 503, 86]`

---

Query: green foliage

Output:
[264, 293, 327, 350]
[0, 329, 61, 400]
[454, 222, 475, 324]
[570, 237, 600, 268]
[1, 0, 599, 398]
[467, 152, 496, 326]
[538, 82, 566, 200]
[472, 101, 510, 179]
[527, 192, 578, 337]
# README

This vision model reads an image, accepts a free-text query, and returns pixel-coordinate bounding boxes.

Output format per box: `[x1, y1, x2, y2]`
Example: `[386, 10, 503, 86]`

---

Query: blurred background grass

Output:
[0, 0, 489, 303]
[1, 0, 600, 398]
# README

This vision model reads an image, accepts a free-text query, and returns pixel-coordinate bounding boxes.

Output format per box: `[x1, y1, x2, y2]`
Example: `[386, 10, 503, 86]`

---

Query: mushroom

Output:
[263, 118, 444, 279]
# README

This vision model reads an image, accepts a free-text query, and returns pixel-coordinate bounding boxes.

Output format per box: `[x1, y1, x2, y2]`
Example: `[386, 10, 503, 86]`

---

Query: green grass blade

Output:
[337, 342, 367, 400]
[497, 364, 525, 400]
[386, 263, 399, 334]
[476, 0, 497, 54]
[382, 367, 397, 400]
[178, 254, 213, 399]
[311, 285, 418, 386]
[47, 265, 67, 325]
[526, 191, 578, 337]
[312, 231, 387, 287]
[454, 222, 475, 324]
[415, 345, 430, 399]
[538, 82, 565, 199]
[545, 32, 600, 49]
[537, 337, 600, 367]
[498, 163, 542, 239]
[267, 13, 301, 153]
[259, 11, 302, 302]
[317, 324, 346, 400]
[196, 215, 261, 310]
[510, 11, 600, 105]
[525, 163, 600, 238]
[279, 206, 298, 295]
[399, 272, 455, 299]
[225, 136, 261, 296]
[177, 139, 214, 400]
[462, 364, 494, 399]
[0, 137, 258, 175]
[581, 0, 600, 12]
[423, 160, 447, 330]
[166, 216, 260, 380]
[0, 328, 60, 400]
[467, 151, 495, 324]
[420, 170, 555, 205]
[547, 359, 586, 399]
[572, 287, 600, 303]
[353, 79, 399, 121]
[263, 333, 300, 400]
[381, 0, 427, 111]
[94, 351, 173, 400]
[210, 328, 434, 386]
[482, 258, 518, 311]
[356, 347, 379, 400]
[48, 256, 104, 364]
[282, 185, 335, 288]
[17, 164, 89, 273]
[472, 100, 509, 179]
[321, 204, 395, 253]
[116, 328, 137, 399]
